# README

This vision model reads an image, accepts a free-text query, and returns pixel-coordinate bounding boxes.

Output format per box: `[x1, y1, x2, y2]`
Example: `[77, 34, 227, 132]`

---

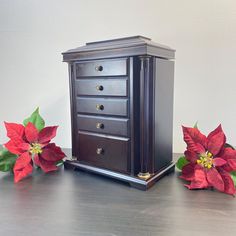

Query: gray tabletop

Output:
[0, 152, 236, 236]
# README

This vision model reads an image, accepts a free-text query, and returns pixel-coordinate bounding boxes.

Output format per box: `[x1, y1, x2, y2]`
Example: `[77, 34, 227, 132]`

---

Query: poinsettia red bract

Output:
[180, 125, 236, 195]
[4, 122, 65, 183]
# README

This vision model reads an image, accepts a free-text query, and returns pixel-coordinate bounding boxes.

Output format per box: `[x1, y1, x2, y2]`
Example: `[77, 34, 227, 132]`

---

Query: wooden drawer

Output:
[76, 58, 127, 77]
[77, 115, 129, 137]
[76, 79, 128, 97]
[78, 132, 130, 173]
[76, 97, 128, 117]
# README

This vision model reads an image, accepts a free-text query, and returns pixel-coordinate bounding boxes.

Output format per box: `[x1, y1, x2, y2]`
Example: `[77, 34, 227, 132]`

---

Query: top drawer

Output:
[76, 58, 127, 77]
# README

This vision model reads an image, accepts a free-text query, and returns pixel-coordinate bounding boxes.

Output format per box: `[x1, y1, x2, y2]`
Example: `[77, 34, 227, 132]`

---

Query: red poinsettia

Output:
[180, 124, 236, 195]
[4, 122, 65, 183]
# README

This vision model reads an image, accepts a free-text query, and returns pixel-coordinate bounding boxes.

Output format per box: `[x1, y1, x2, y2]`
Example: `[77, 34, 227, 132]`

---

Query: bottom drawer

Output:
[77, 132, 130, 174]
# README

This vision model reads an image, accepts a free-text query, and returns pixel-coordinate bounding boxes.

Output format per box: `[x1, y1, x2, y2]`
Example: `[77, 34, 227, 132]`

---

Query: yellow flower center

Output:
[197, 152, 213, 169]
[30, 143, 42, 155]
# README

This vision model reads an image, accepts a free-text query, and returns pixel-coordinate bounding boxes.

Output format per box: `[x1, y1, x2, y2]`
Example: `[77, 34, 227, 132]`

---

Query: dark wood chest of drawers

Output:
[62, 36, 175, 190]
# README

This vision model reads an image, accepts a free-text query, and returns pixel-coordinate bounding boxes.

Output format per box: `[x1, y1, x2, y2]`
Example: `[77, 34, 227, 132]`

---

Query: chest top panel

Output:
[62, 36, 175, 61]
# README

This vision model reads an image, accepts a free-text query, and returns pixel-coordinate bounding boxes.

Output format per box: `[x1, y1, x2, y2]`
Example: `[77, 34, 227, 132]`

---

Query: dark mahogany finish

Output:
[75, 78, 128, 97]
[78, 132, 130, 174]
[76, 58, 127, 77]
[62, 36, 175, 190]
[76, 97, 128, 116]
[77, 115, 129, 137]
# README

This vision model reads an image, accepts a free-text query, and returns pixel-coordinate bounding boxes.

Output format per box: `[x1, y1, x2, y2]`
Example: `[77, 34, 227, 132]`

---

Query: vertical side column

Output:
[129, 57, 135, 175]
[68, 63, 77, 157]
[138, 56, 153, 180]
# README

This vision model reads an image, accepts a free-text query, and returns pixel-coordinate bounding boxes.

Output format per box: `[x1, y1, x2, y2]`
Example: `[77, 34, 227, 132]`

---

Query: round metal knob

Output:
[96, 148, 104, 155]
[96, 123, 104, 129]
[95, 65, 103, 72]
[96, 85, 104, 91]
[96, 104, 104, 110]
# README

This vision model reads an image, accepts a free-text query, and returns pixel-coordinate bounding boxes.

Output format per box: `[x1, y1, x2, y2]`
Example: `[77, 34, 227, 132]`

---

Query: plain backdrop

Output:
[0, 0, 236, 152]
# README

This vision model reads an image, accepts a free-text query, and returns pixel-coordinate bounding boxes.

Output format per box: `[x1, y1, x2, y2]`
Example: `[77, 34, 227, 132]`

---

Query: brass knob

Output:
[96, 123, 104, 129]
[95, 65, 103, 72]
[96, 104, 104, 110]
[96, 148, 104, 155]
[96, 85, 104, 91]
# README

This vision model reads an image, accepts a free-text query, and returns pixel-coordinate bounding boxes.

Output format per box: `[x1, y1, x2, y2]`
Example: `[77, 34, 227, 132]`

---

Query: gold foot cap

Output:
[138, 172, 151, 180]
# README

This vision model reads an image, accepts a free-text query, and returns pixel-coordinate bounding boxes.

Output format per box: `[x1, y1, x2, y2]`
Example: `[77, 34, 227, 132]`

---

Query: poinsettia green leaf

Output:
[23, 107, 45, 131]
[0, 148, 17, 172]
[230, 171, 236, 187]
[176, 156, 189, 170]
[193, 121, 198, 129]
[56, 160, 64, 167]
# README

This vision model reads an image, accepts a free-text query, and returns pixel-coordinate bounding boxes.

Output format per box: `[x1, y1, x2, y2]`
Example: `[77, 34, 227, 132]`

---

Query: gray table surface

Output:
[0, 152, 236, 236]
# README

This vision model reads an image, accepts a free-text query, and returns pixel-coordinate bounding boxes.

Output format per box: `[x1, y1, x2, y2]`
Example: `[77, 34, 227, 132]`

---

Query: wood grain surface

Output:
[0, 152, 236, 236]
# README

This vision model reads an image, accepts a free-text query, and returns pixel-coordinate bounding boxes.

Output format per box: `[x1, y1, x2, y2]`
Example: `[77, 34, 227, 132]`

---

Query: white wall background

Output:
[0, 0, 236, 152]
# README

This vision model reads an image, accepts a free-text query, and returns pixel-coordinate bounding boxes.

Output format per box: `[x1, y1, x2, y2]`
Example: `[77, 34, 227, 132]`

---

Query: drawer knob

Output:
[95, 65, 103, 72]
[96, 104, 104, 110]
[96, 122, 104, 129]
[96, 85, 104, 91]
[96, 148, 104, 155]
